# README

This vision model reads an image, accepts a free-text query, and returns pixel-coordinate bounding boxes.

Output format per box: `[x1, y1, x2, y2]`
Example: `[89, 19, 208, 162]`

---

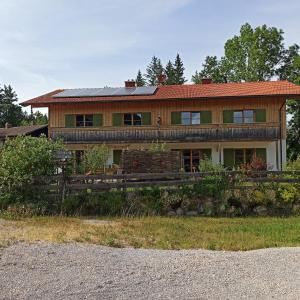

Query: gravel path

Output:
[1, 243, 300, 300]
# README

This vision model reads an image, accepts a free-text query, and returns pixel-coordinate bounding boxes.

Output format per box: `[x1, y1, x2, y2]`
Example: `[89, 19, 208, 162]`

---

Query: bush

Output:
[62, 191, 125, 216]
[84, 144, 110, 174]
[0, 135, 64, 208]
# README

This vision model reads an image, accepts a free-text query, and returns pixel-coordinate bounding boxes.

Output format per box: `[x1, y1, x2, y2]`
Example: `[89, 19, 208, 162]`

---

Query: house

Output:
[0, 124, 48, 147]
[21, 79, 300, 171]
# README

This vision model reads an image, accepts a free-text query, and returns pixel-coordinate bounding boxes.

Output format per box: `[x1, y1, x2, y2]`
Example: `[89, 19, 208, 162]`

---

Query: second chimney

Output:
[157, 74, 167, 85]
[125, 79, 136, 88]
[201, 78, 213, 84]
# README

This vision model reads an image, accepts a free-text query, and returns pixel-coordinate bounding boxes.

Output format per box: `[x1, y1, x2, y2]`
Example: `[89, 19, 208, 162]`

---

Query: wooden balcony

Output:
[50, 124, 280, 144]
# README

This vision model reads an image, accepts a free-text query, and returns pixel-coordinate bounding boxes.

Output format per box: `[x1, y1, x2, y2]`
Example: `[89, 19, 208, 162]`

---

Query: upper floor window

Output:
[76, 114, 93, 127]
[65, 114, 103, 128]
[112, 112, 151, 126]
[223, 109, 266, 124]
[124, 113, 142, 126]
[171, 111, 212, 125]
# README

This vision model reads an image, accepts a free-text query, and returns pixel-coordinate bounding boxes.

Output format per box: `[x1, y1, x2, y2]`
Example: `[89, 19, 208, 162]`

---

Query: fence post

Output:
[59, 163, 67, 215]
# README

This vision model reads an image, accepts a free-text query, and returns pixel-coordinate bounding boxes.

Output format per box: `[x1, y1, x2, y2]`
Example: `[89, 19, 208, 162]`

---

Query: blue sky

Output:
[0, 0, 300, 104]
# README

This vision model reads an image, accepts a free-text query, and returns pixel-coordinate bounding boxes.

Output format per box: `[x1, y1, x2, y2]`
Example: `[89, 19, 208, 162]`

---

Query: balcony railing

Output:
[50, 125, 280, 144]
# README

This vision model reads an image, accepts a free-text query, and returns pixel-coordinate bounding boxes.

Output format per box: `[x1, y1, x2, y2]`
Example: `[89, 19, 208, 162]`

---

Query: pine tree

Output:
[145, 56, 164, 85]
[173, 53, 186, 84]
[136, 70, 146, 87]
[165, 60, 176, 85]
[0, 84, 24, 127]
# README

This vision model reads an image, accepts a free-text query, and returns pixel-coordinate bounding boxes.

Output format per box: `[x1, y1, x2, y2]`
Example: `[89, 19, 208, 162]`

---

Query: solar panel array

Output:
[53, 86, 157, 98]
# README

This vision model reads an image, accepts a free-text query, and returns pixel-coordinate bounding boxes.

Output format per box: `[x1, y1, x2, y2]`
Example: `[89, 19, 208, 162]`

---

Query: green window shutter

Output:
[255, 109, 266, 122]
[202, 149, 212, 159]
[171, 112, 181, 125]
[112, 113, 123, 126]
[256, 148, 267, 162]
[113, 150, 122, 165]
[224, 149, 235, 167]
[223, 110, 234, 123]
[141, 112, 151, 125]
[93, 114, 103, 127]
[201, 111, 212, 124]
[65, 115, 74, 128]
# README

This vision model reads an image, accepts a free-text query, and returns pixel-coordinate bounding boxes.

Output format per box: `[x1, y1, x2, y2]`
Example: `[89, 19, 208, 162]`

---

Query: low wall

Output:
[121, 150, 181, 173]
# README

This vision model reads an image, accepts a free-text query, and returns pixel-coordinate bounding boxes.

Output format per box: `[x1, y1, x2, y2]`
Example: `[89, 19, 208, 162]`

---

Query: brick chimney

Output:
[5, 122, 12, 129]
[125, 79, 136, 88]
[157, 74, 167, 85]
[201, 78, 213, 84]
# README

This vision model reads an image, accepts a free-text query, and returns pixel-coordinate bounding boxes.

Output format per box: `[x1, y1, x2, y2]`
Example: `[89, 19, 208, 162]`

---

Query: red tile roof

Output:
[21, 81, 300, 107]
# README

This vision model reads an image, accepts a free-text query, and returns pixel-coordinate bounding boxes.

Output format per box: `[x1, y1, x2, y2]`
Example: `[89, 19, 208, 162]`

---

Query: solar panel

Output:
[112, 87, 136, 96]
[53, 86, 157, 98]
[131, 86, 157, 95]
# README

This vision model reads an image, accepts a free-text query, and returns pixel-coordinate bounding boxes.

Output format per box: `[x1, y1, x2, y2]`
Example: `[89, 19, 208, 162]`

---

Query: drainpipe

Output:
[279, 100, 286, 170]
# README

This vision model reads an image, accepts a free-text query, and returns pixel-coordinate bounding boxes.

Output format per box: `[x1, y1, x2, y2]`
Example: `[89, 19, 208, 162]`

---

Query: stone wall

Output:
[121, 150, 181, 173]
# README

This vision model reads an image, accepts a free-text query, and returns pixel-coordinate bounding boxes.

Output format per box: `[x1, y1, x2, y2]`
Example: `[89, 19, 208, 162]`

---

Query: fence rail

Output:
[33, 171, 300, 198]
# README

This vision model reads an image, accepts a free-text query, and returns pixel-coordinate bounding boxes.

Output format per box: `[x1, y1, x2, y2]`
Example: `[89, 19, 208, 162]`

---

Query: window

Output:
[65, 114, 103, 128]
[171, 111, 211, 125]
[113, 112, 151, 126]
[76, 114, 93, 127]
[244, 110, 254, 123]
[181, 112, 201, 125]
[176, 149, 212, 172]
[124, 113, 142, 126]
[224, 148, 267, 168]
[233, 111, 243, 123]
[223, 109, 265, 124]
[191, 112, 201, 125]
[182, 112, 191, 125]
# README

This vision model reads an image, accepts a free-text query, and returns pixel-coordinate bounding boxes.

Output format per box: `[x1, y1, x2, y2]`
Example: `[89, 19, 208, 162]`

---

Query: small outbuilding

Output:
[0, 124, 48, 146]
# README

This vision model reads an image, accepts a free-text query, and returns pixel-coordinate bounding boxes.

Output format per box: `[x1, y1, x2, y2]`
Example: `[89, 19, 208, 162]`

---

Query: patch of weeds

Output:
[104, 237, 122, 248]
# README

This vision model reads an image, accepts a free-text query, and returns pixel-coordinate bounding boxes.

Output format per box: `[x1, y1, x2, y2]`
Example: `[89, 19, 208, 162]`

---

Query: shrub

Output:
[0, 136, 64, 207]
[62, 191, 125, 216]
[84, 144, 110, 174]
[0, 203, 46, 220]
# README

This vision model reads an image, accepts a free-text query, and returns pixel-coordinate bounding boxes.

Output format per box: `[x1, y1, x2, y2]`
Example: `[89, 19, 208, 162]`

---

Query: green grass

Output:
[1, 216, 300, 251]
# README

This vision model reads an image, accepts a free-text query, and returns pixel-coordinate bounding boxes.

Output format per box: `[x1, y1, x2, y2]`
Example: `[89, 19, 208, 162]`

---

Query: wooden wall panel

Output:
[48, 96, 286, 132]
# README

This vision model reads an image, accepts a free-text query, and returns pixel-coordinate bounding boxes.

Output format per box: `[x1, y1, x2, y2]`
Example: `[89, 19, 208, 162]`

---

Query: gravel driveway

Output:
[1, 243, 300, 300]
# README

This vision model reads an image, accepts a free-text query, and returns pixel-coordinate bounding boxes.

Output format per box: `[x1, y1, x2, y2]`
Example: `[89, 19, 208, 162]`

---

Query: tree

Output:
[276, 44, 300, 160]
[192, 56, 227, 83]
[286, 100, 300, 161]
[0, 135, 64, 205]
[193, 23, 285, 83]
[136, 70, 146, 87]
[277, 44, 300, 84]
[145, 56, 164, 85]
[165, 60, 176, 85]
[21, 111, 48, 126]
[173, 53, 186, 84]
[0, 85, 24, 127]
[84, 145, 110, 174]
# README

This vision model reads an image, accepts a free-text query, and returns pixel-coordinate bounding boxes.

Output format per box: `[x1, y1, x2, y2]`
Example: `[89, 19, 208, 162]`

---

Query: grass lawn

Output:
[1, 216, 300, 251]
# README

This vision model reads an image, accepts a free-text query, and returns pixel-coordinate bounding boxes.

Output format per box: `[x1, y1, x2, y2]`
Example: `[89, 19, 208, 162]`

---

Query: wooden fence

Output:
[34, 170, 300, 199]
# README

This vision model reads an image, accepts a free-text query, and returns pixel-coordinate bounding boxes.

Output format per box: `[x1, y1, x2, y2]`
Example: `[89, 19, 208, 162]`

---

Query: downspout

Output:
[279, 100, 286, 170]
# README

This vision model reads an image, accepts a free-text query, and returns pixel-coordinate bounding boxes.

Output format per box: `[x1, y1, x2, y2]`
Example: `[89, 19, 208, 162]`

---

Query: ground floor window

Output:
[173, 149, 211, 172]
[223, 148, 267, 168]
